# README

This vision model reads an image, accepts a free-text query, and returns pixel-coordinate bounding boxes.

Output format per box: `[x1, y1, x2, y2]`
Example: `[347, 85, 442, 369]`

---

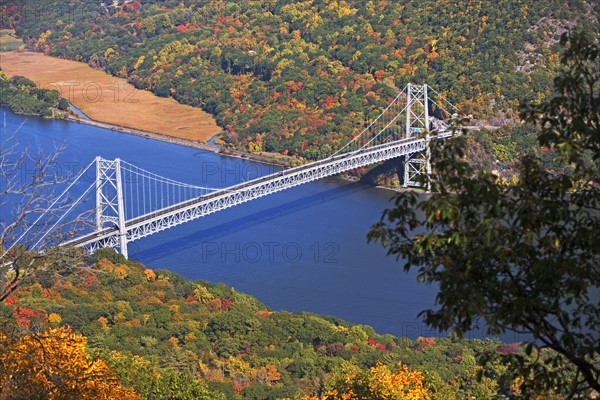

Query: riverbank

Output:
[65, 114, 294, 167]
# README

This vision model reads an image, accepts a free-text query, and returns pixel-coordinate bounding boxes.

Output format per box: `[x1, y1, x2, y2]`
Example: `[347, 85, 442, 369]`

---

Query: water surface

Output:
[3, 110, 506, 340]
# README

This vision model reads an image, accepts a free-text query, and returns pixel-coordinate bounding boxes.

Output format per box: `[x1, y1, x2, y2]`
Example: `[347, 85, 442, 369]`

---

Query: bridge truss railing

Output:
[65, 131, 451, 256]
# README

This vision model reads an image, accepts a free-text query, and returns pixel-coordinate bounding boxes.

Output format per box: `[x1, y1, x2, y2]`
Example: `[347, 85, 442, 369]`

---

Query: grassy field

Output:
[0, 51, 220, 142]
[0, 30, 24, 52]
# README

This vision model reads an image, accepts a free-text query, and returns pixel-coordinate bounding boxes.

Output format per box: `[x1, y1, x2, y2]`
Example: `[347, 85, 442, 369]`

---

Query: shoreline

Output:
[67, 115, 402, 191]
[65, 115, 291, 167]
[66, 115, 221, 152]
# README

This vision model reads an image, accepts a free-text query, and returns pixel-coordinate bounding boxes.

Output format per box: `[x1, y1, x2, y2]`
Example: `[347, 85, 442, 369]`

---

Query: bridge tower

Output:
[403, 83, 432, 189]
[95, 157, 128, 258]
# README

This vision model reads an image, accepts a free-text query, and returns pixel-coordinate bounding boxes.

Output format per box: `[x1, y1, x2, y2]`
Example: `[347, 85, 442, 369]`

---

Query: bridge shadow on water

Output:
[131, 179, 375, 260]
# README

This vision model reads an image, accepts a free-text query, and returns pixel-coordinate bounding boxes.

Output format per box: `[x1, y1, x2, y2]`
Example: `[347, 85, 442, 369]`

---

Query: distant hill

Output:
[2, 0, 595, 160]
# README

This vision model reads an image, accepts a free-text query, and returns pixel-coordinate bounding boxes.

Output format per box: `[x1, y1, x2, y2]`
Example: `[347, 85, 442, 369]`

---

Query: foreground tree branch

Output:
[0, 129, 89, 302]
[369, 29, 600, 397]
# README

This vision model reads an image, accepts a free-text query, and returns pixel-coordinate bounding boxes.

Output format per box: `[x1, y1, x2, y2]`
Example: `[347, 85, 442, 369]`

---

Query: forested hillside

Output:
[1, 248, 554, 399]
[2, 0, 595, 160]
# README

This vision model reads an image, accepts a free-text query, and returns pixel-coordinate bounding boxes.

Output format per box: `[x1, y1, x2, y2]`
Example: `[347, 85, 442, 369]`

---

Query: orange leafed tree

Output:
[305, 362, 431, 400]
[0, 326, 140, 399]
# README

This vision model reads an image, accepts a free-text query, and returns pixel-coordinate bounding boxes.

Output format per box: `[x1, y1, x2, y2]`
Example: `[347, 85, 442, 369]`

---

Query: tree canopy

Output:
[0, 72, 70, 117]
[0, 326, 140, 399]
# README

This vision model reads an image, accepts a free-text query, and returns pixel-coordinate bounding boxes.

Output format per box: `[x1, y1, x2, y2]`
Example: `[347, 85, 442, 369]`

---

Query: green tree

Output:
[94, 350, 224, 400]
[369, 30, 599, 397]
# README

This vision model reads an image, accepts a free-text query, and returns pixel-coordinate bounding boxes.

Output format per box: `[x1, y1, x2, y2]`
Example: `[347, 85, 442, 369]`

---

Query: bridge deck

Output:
[64, 132, 450, 252]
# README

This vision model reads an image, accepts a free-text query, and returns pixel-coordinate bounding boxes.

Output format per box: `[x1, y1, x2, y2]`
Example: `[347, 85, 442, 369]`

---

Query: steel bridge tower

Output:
[403, 83, 432, 189]
[95, 157, 128, 258]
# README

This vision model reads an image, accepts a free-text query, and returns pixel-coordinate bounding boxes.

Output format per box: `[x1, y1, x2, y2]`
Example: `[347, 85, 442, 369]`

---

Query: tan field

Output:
[0, 51, 221, 142]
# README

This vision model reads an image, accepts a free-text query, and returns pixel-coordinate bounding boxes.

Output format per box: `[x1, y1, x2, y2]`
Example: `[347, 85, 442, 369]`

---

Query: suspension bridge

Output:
[6, 84, 458, 258]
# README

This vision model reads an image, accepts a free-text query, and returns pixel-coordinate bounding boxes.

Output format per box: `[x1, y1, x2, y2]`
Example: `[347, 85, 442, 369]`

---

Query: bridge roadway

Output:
[64, 133, 448, 252]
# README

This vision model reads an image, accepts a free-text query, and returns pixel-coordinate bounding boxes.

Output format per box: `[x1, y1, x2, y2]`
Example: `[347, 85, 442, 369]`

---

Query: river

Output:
[2, 109, 511, 340]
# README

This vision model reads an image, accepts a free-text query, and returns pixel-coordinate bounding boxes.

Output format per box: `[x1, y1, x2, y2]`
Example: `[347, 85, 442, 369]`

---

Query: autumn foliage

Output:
[305, 362, 430, 400]
[0, 326, 140, 399]
[5, 0, 585, 161]
[0, 252, 530, 398]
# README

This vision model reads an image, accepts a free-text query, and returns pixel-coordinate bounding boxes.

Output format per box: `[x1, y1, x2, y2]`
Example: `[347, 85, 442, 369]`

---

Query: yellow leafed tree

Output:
[0, 326, 140, 399]
[305, 362, 430, 400]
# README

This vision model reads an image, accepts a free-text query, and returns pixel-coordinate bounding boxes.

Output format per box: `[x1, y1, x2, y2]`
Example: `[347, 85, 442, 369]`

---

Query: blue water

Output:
[208, 134, 220, 146]
[68, 102, 91, 120]
[1, 110, 516, 340]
